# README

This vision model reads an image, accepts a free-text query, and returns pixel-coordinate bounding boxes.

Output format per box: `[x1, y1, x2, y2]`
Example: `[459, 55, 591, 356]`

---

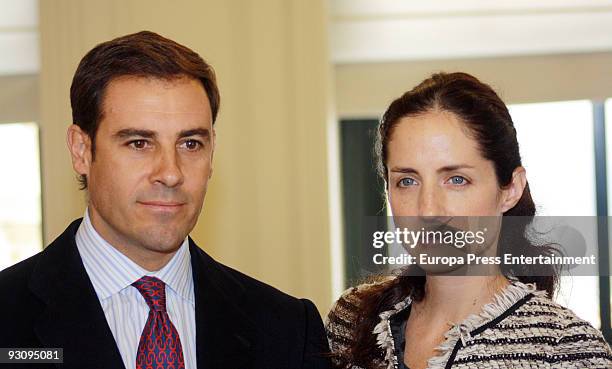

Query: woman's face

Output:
[387, 110, 512, 218]
[386, 110, 526, 271]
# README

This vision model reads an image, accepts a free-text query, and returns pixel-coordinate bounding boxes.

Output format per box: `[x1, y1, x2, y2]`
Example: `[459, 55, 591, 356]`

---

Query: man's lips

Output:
[137, 201, 186, 210]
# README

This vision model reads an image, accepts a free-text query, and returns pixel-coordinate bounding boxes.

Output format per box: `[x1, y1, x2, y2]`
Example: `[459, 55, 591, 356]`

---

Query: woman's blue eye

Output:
[399, 178, 415, 187]
[449, 176, 467, 185]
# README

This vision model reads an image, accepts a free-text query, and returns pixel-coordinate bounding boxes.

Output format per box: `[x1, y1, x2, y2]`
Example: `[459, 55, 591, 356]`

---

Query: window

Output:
[509, 100, 600, 328]
[0, 122, 43, 270]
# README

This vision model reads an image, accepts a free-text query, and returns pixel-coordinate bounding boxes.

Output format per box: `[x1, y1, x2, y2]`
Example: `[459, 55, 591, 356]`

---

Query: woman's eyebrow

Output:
[390, 167, 418, 174]
[389, 164, 475, 174]
[438, 164, 475, 173]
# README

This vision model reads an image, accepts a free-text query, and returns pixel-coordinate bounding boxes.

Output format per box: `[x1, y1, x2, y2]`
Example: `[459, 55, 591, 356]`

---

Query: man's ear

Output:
[66, 124, 92, 178]
[209, 128, 216, 179]
[500, 166, 527, 213]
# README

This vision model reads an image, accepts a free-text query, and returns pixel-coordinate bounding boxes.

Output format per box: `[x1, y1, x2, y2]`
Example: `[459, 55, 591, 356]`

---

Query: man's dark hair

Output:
[70, 30, 220, 189]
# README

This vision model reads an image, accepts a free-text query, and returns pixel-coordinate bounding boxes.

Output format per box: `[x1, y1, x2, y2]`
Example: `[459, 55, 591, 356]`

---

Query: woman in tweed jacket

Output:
[325, 72, 612, 369]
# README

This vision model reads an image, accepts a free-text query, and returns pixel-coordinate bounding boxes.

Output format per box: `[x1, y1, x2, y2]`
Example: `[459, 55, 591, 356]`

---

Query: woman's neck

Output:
[412, 275, 510, 325]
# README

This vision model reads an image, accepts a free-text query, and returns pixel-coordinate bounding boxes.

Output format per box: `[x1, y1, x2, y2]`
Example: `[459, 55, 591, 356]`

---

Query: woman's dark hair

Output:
[70, 30, 220, 189]
[341, 72, 559, 368]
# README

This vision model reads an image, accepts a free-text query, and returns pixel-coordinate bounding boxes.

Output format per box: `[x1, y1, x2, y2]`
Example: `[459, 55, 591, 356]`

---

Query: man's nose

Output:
[151, 147, 184, 188]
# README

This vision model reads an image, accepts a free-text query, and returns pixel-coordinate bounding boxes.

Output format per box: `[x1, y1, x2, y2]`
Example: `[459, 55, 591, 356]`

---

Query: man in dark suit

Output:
[0, 31, 331, 369]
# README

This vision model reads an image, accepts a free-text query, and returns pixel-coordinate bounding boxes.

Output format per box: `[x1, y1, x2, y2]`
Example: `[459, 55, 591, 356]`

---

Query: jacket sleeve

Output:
[300, 298, 333, 369]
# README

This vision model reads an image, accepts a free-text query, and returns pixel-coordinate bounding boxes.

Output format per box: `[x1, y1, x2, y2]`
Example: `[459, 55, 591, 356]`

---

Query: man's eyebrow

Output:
[389, 164, 475, 174]
[178, 128, 210, 139]
[111, 128, 211, 140]
[113, 128, 156, 139]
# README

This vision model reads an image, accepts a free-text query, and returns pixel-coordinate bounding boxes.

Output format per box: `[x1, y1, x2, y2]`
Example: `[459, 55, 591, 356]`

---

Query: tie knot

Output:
[132, 276, 167, 312]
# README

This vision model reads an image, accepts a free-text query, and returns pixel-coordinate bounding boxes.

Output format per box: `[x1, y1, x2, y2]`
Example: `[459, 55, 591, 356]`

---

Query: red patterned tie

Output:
[132, 276, 185, 369]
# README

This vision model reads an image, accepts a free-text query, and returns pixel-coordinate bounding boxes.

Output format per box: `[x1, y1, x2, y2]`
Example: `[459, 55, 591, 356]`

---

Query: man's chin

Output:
[134, 227, 188, 253]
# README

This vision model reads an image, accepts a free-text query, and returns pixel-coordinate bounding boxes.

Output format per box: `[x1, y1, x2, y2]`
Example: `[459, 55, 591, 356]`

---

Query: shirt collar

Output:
[75, 208, 194, 304]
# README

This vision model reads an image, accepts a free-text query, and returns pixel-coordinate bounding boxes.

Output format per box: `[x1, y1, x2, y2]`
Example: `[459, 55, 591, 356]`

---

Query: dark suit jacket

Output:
[0, 219, 331, 369]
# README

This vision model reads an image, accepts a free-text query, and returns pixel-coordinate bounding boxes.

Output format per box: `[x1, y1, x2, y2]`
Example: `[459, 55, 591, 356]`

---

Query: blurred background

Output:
[0, 0, 611, 341]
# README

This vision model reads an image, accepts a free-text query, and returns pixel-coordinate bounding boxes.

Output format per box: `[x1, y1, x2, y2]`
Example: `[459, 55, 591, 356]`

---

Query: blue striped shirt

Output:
[75, 208, 197, 369]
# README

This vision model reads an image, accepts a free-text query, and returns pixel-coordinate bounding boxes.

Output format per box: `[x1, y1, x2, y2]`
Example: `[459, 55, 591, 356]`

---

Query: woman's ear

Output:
[500, 166, 527, 213]
[66, 124, 92, 179]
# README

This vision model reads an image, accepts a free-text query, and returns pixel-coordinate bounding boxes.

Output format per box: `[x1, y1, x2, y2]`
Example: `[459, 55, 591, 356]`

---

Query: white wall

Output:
[0, 0, 38, 75]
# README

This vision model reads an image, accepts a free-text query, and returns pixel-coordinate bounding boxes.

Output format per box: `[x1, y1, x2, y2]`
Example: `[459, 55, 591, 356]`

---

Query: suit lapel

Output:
[29, 220, 255, 369]
[29, 219, 126, 369]
[189, 240, 256, 369]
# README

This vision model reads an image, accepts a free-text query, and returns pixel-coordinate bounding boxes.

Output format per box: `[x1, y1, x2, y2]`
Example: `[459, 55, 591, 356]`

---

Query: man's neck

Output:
[86, 208, 179, 272]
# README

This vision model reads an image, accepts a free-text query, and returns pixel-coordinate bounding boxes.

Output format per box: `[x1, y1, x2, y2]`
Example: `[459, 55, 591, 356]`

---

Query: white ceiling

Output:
[2, 1, 611, 72]
[330, 0, 612, 63]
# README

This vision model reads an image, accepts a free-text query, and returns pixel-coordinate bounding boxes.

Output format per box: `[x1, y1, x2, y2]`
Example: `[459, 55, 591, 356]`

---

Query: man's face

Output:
[69, 76, 214, 266]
